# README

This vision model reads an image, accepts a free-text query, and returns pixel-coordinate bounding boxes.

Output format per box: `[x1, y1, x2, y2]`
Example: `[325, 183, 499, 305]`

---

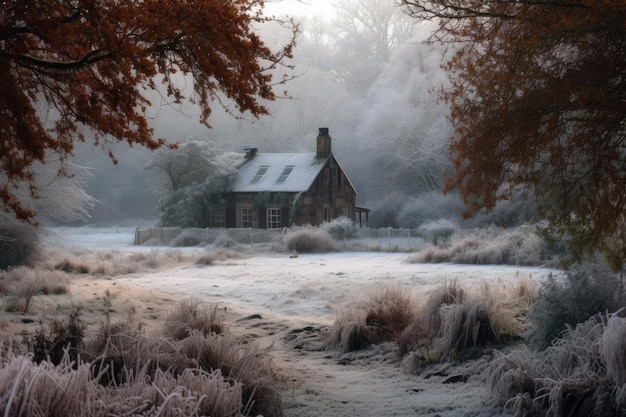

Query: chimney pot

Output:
[316, 127, 331, 158]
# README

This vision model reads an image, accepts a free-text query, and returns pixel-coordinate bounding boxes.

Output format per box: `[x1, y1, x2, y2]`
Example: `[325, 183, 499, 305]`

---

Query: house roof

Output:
[231, 152, 330, 193]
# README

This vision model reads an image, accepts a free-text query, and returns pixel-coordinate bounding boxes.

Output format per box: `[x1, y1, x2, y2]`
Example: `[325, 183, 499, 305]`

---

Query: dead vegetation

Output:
[486, 312, 626, 417]
[329, 277, 538, 362]
[0, 296, 283, 417]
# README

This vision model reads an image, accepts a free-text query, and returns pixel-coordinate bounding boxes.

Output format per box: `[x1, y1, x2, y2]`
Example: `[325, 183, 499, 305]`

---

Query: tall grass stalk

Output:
[486, 312, 626, 417]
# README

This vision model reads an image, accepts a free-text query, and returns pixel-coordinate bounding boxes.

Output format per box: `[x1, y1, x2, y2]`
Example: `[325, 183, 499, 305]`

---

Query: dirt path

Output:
[223, 309, 504, 417]
[6, 267, 512, 417]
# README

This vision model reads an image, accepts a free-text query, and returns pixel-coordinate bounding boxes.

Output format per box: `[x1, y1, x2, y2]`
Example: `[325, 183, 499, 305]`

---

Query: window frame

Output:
[266, 207, 282, 229]
[240, 207, 254, 228]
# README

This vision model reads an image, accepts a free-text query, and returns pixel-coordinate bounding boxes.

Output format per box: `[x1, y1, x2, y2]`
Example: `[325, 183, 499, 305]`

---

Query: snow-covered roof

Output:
[231, 152, 329, 193]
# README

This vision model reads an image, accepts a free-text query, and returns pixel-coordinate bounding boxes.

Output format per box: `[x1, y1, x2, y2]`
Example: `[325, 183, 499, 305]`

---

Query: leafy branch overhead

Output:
[401, 0, 626, 267]
[0, 0, 297, 222]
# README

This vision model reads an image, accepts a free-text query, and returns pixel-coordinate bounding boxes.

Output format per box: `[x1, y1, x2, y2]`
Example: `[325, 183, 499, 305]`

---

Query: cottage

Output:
[217, 128, 359, 229]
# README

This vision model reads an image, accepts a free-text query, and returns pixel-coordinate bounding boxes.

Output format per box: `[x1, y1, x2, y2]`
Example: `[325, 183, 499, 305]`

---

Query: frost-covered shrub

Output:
[284, 228, 338, 253]
[486, 312, 626, 417]
[409, 225, 558, 266]
[213, 233, 237, 248]
[417, 218, 459, 245]
[394, 191, 466, 229]
[321, 216, 357, 240]
[169, 229, 204, 247]
[526, 263, 626, 350]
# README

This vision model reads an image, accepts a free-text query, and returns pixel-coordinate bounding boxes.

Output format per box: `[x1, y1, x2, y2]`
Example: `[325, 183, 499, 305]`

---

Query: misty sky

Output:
[70, 0, 533, 229]
[263, 0, 336, 17]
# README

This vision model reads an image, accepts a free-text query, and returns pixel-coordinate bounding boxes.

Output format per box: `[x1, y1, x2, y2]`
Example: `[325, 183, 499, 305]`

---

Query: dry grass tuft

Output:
[439, 297, 500, 358]
[179, 331, 282, 417]
[44, 247, 166, 277]
[330, 276, 539, 362]
[284, 228, 338, 253]
[1, 267, 71, 313]
[195, 249, 244, 266]
[327, 308, 371, 352]
[13, 298, 284, 417]
[163, 298, 223, 340]
[364, 285, 417, 344]
[420, 278, 466, 337]
[328, 284, 418, 352]
[0, 349, 247, 417]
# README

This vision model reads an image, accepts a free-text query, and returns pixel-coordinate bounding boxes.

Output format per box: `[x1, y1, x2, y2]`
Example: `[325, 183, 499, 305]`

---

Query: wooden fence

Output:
[134, 227, 284, 246]
[134, 226, 425, 250]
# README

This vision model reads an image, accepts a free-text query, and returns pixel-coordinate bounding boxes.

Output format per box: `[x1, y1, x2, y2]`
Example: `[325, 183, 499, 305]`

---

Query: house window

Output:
[267, 208, 281, 229]
[275, 165, 295, 184]
[250, 166, 269, 184]
[323, 207, 331, 222]
[341, 208, 350, 218]
[209, 207, 226, 228]
[240, 207, 254, 228]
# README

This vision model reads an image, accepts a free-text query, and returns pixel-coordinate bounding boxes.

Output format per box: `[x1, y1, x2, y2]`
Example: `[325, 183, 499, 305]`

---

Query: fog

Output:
[70, 0, 532, 228]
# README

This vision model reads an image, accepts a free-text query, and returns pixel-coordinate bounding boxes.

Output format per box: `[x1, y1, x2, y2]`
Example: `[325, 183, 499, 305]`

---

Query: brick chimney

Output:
[316, 127, 331, 158]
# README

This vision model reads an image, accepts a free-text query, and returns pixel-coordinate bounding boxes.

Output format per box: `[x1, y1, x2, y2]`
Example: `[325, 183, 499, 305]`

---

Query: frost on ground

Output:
[42, 227, 555, 417]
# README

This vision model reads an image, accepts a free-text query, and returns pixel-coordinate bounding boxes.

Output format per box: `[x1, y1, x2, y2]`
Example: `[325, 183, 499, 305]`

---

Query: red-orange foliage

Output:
[402, 0, 626, 268]
[1, 0, 295, 222]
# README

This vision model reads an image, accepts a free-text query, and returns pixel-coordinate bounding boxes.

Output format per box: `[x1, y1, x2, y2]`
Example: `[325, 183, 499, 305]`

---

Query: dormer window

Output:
[275, 165, 295, 184]
[250, 166, 269, 184]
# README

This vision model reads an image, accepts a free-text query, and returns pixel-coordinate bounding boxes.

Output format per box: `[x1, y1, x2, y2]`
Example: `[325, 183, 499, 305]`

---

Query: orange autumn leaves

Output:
[402, 0, 626, 266]
[1, 0, 295, 222]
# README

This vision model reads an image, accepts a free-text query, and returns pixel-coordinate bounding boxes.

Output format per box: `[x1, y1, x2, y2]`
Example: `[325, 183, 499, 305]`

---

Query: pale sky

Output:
[263, 0, 336, 18]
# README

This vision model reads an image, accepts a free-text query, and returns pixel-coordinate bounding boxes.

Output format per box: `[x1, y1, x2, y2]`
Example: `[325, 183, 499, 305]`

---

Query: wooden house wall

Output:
[224, 156, 356, 228]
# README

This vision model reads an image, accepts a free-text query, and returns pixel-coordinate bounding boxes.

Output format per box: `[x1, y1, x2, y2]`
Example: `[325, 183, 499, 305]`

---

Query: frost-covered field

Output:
[45, 226, 556, 417]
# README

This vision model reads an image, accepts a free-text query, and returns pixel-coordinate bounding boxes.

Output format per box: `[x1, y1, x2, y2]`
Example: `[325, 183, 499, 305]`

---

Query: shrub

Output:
[409, 225, 558, 266]
[213, 233, 238, 248]
[0, 218, 40, 269]
[417, 218, 459, 245]
[486, 312, 626, 417]
[526, 263, 626, 350]
[284, 228, 338, 253]
[27, 307, 85, 365]
[321, 216, 358, 240]
[169, 229, 204, 247]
